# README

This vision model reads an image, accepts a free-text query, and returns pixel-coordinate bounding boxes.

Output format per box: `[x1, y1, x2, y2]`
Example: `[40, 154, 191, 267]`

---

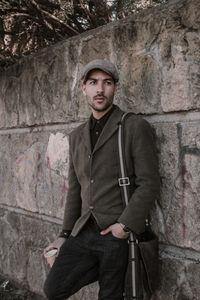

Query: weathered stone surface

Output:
[0, 75, 19, 128]
[0, 208, 98, 298]
[152, 121, 200, 251]
[0, 127, 77, 219]
[0, 209, 58, 290]
[180, 0, 200, 30]
[69, 282, 99, 300]
[117, 54, 162, 114]
[0, 135, 17, 207]
[0, 0, 199, 129]
[46, 132, 69, 178]
[173, 123, 200, 250]
[152, 256, 200, 300]
[0, 0, 199, 299]
[0, 274, 45, 300]
[27, 249, 47, 296]
[160, 30, 200, 112]
[152, 122, 180, 240]
[0, 43, 78, 128]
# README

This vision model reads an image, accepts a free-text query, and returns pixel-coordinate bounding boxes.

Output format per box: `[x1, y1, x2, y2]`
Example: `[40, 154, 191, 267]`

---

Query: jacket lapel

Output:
[93, 105, 124, 154]
[80, 119, 92, 154]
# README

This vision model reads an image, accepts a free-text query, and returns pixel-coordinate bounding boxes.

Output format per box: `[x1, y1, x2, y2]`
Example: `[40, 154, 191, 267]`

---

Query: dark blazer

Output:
[62, 105, 160, 236]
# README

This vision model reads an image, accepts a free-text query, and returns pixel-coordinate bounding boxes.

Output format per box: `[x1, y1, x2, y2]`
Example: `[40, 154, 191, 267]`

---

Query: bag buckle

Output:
[118, 177, 130, 186]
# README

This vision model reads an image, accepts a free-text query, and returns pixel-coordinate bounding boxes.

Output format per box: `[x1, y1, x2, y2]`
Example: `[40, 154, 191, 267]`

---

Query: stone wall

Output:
[0, 0, 199, 298]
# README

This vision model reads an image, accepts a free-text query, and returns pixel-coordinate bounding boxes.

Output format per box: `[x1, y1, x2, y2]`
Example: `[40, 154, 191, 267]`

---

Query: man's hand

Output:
[100, 223, 129, 239]
[43, 237, 66, 256]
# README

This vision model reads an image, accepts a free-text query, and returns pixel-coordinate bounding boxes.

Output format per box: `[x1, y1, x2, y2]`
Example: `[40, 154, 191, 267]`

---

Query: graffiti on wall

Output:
[13, 132, 69, 216]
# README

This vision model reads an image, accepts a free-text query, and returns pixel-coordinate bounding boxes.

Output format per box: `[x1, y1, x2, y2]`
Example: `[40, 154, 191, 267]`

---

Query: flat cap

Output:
[81, 59, 119, 83]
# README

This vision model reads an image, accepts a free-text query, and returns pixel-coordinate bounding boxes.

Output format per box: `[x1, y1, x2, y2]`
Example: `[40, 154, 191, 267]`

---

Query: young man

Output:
[43, 59, 160, 300]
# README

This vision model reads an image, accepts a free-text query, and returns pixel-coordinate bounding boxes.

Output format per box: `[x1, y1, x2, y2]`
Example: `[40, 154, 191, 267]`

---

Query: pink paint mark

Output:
[46, 156, 50, 168]
[181, 186, 186, 239]
[17, 155, 24, 164]
[34, 153, 42, 198]
[61, 181, 68, 208]
[62, 181, 68, 193]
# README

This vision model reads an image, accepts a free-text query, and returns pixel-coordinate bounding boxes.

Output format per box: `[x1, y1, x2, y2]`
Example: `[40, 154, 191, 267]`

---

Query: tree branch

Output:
[30, 0, 79, 34]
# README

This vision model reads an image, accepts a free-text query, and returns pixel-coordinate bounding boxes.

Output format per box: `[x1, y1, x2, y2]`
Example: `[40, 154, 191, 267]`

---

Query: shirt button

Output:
[90, 179, 94, 183]
[88, 154, 91, 159]
[96, 131, 99, 135]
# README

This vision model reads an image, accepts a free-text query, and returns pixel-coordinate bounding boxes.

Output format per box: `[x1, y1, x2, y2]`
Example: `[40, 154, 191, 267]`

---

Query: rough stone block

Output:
[0, 127, 76, 219]
[160, 31, 199, 112]
[0, 135, 16, 207]
[1, 44, 78, 128]
[27, 249, 47, 296]
[117, 54, 162, 114]
[180, 0, 200, 30]
[0, 75, 18, 128]
[0, 210, 33, 283]
[69, 282, 99, 300]
[152, 256, 200, 299]
[0, 208, 99, 298]
[0, 209, 60, 293]
[153, 121, 200, 251]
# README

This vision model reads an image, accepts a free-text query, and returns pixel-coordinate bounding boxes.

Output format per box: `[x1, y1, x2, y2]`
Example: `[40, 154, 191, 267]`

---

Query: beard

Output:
[89, 101, 112, 112]
[89, 94, 113, 112]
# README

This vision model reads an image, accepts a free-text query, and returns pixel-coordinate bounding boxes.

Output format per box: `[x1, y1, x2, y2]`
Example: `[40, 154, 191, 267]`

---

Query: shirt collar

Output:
[90, 105, 116, 130]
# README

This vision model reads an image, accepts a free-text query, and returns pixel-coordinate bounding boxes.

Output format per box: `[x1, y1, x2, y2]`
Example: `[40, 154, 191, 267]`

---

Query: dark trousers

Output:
[44, 219, 129, 300]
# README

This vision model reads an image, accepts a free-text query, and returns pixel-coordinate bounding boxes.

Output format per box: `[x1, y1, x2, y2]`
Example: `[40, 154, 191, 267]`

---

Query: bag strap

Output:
[118, 113, 144, 299]
[118, 112, 133, 207]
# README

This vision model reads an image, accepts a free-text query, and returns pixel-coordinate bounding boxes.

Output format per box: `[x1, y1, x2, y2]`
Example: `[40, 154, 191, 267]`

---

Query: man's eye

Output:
[89, 81, 96, 85]
[105, 81, 112, 85]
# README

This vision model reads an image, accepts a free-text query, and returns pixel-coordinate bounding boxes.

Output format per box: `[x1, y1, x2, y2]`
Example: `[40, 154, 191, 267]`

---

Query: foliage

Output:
[0, 0, 168, 69]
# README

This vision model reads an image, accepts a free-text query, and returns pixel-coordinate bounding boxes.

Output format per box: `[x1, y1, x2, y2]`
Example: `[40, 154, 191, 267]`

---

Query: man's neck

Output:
[92, 105, 113, 120]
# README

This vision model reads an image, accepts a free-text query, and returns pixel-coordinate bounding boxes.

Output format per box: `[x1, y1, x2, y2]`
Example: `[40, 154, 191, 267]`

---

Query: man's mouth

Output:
[96, 98, 104, 102]
[94, 95, 106, 101]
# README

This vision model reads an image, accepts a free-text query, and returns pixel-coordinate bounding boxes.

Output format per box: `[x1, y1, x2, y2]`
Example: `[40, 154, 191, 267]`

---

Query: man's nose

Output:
[97, 82, 104, 94]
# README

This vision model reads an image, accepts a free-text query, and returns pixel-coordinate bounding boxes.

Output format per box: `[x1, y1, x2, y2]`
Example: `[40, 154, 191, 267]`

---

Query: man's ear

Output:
[81, 83, 86, 96]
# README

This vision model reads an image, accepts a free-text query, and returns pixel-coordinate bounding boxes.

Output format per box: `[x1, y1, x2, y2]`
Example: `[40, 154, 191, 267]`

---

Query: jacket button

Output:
[88, 154, 91, 159]
[90, 179, 94, 183]
[89, 206, 94, 210]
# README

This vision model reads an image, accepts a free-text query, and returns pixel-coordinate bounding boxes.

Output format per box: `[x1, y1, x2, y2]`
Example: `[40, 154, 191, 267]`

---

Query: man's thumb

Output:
[100, 227, 111, 235]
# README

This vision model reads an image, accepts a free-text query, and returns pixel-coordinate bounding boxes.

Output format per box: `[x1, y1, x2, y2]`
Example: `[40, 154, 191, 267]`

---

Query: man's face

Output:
[82, 69, 116, 113]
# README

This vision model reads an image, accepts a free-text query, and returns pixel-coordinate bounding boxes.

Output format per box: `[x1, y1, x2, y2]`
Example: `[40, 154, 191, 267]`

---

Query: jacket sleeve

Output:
[118, 117, 160, 234]
[62, 133, 82, 231]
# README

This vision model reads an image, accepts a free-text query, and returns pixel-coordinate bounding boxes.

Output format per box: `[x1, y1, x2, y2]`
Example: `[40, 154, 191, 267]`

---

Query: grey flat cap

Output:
[81, 59, 119, 83]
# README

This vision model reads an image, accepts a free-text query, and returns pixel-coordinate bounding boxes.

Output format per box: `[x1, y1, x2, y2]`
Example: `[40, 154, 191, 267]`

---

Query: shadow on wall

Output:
[0, 275, 45, 300]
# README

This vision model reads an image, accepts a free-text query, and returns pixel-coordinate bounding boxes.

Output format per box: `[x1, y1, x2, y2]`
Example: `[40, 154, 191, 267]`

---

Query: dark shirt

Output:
[90, 105, 115, 150]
